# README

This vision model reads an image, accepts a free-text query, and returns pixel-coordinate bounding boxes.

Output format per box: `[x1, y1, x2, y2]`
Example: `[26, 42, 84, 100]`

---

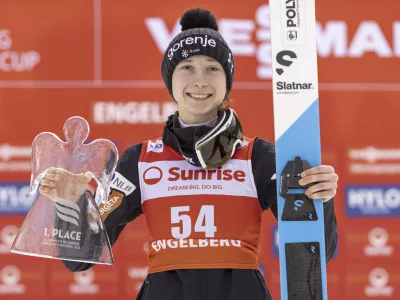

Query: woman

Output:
[39, 8, 338, 300]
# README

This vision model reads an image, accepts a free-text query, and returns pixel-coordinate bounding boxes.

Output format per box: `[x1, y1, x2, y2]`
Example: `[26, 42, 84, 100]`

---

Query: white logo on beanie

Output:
[167, 35, 216, 60]
[182, 49, 189, 58]
[228, 53, 234, 73]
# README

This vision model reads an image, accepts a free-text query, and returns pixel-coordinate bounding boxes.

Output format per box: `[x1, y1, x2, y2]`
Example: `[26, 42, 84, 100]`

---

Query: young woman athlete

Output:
[39, 8, 338, 300]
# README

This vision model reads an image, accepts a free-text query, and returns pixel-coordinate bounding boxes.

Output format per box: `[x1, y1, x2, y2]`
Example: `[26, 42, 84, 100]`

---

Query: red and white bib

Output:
[138, 138, 262, 274]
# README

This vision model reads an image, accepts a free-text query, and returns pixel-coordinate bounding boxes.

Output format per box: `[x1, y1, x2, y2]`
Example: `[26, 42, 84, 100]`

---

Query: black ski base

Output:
[285, 242, 323, 300]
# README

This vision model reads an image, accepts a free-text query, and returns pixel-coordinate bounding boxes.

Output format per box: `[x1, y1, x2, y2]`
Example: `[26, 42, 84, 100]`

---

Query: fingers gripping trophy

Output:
[10, 116, 119, 264]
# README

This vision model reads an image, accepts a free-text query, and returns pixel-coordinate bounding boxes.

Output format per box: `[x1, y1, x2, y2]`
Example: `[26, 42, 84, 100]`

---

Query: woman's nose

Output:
[192, 73, 208, 88]
[193, 80, 208, 88]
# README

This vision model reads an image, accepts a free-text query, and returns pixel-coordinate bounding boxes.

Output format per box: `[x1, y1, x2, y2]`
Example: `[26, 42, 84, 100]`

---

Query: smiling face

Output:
[172, 55, 227, 124]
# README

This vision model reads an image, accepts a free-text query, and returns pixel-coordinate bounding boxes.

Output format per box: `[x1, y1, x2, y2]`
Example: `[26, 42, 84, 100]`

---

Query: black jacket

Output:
[60, 113, 338, 300]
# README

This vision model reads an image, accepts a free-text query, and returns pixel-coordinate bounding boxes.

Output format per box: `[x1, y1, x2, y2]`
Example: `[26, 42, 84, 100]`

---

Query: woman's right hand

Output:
[39, 167, 93, 203]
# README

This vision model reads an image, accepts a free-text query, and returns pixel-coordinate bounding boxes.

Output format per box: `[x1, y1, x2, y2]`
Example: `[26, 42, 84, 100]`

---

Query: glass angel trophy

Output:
[10, 116, 118, 264]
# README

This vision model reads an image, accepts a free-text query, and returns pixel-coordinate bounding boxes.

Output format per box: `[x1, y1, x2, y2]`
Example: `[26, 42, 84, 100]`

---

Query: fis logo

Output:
[346, 186, 400, 216]
[147, 140, 163, 153]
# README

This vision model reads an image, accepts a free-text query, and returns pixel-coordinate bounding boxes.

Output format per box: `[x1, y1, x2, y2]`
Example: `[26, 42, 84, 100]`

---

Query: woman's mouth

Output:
[186, 93, 213, 100]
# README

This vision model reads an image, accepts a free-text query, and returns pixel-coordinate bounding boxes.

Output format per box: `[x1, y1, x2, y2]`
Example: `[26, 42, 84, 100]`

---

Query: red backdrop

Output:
[0, 0, 399, 299]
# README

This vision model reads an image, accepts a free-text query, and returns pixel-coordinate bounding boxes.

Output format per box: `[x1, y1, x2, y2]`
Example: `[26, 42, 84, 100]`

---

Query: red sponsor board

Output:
[1, 0, 400, 84]
[1, 88, 400, 183]
[345, 264, 400, 299]
[0, 216, 24, 256]
[0, 0, 94, 80]
[2, 90, 400, 179]
[123, 262, 149, 297]
[326, 259, 344, 300]
[0, 89, 175, 178]
[99, 0, 400, 83]
[122, 216, 149, 259]
[0, 255, 47, 297]
[345, 220, 400, 262]
[48, 261, 120, 297]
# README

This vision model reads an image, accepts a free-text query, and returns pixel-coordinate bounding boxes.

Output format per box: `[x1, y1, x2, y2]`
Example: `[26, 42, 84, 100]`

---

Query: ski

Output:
[269, 0, 328, 299]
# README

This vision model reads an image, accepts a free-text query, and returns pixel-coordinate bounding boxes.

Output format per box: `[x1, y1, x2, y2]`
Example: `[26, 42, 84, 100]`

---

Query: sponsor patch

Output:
[147, 140, 163, 153]
[98, 190, 124, 221]
[110, 172, 136, 196]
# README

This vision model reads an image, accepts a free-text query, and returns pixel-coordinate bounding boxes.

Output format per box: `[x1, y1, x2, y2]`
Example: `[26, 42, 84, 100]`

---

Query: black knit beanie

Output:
[161, 8, 234, 99]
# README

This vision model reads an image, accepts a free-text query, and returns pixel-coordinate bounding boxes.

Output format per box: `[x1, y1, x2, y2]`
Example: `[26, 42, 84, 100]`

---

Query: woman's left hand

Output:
[298, 165, 338, 203]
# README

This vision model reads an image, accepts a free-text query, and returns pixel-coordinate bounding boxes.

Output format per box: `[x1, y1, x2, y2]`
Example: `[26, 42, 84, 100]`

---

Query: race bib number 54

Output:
[170, 205, 217, 239]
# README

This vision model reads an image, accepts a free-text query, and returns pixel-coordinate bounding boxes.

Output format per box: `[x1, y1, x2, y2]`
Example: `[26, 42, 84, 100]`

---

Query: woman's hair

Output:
[220, 94, 232, 110]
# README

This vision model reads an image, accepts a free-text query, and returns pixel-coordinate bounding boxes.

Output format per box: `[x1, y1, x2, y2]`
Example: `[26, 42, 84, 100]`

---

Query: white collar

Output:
[178, 116, 218, 128]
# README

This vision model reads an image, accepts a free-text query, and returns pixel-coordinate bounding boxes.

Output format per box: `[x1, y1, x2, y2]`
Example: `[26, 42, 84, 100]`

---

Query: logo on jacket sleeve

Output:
[147, 140, 163, 153]
[98, 190, 124, 221]
[110, 172, 136, 196]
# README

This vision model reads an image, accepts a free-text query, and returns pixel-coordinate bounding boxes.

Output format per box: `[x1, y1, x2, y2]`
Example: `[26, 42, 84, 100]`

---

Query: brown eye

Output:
[208, 66, 219, 72]
[182, 65, 193, 70]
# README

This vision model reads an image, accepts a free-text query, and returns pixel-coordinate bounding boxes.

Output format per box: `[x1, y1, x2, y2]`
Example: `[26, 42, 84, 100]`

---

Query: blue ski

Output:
[269, 0, 328, 299]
